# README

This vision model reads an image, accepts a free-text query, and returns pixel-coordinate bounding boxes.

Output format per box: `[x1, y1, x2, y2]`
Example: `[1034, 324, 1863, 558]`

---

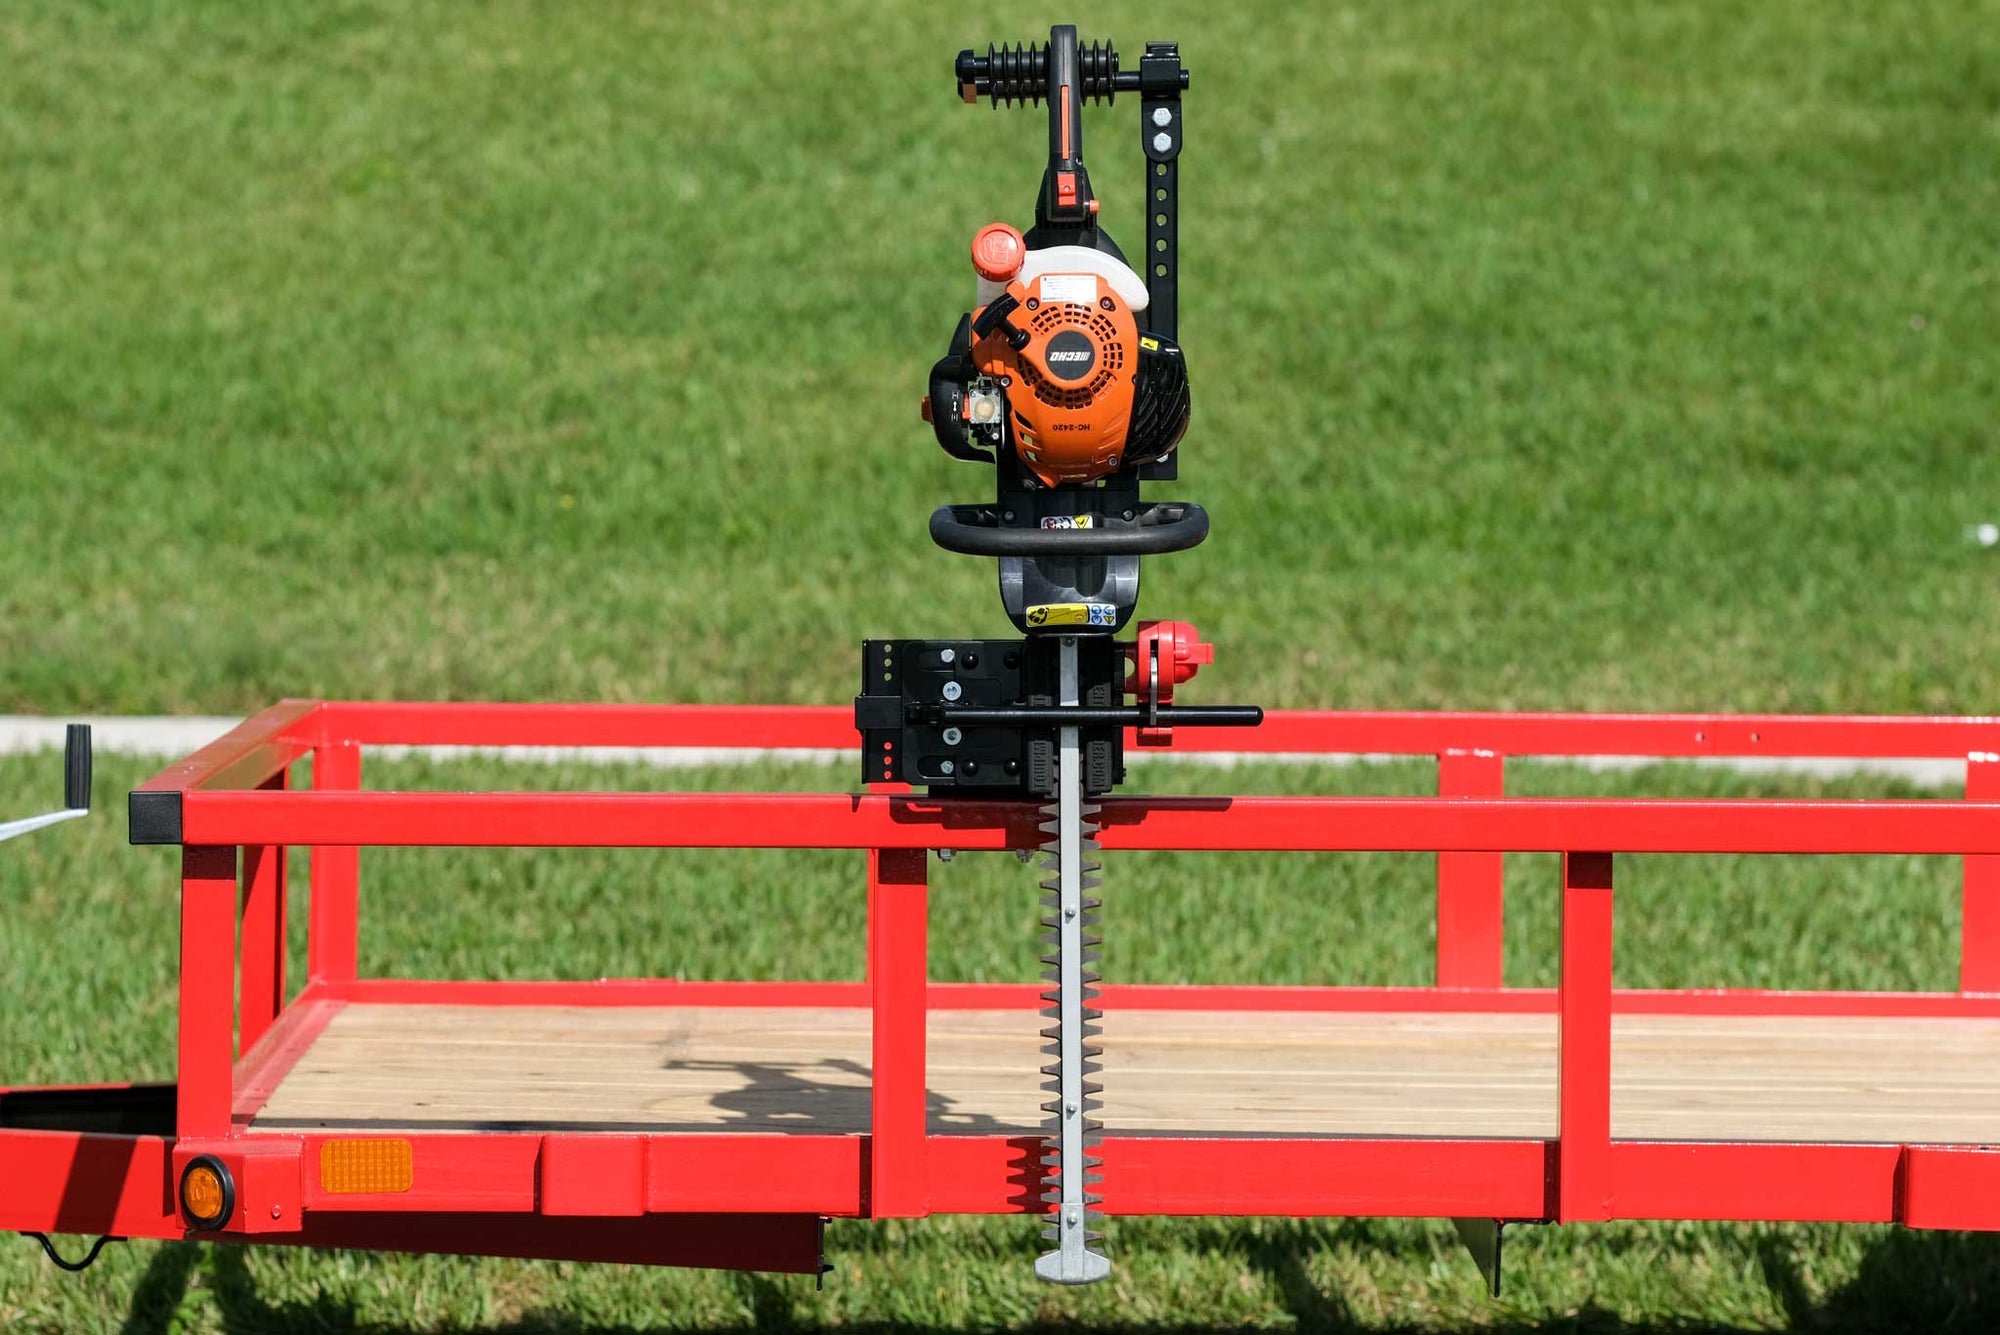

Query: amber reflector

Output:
[319, 1138, 414, 1194]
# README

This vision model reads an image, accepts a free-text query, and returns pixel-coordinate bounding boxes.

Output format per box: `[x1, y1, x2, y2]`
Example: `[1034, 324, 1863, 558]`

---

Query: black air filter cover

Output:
[1127, 335, 1190, 461]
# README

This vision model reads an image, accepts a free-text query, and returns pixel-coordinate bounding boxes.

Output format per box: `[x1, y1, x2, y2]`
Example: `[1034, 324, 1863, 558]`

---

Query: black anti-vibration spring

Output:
[956, 40, 1125, 107]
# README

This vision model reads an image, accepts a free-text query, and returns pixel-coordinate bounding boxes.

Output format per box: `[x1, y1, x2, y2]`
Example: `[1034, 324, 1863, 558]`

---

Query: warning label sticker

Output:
[1026, 603, 1118, 628]
[1039, 514, 1095, 529]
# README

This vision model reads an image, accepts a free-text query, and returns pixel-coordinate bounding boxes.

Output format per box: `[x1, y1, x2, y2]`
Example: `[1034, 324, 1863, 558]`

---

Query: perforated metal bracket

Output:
[1137, 42, 1184, 482]
[856, 638, 1124, 795]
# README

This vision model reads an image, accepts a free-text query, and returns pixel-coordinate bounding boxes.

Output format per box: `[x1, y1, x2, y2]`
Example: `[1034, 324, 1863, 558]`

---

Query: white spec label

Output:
[1038, 274, 1097, 306]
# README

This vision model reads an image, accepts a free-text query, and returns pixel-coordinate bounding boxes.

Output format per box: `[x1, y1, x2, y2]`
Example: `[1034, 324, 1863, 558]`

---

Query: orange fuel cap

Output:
[971, 223, 1025, 282]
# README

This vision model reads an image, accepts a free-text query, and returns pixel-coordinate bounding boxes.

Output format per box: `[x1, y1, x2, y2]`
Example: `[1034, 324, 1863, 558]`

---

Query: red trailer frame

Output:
[7, 699, 2000, 1278]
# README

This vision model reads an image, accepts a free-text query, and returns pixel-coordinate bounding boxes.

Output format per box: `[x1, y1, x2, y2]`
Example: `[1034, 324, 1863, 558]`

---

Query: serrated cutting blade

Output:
[1032, 635, 1110, 1285]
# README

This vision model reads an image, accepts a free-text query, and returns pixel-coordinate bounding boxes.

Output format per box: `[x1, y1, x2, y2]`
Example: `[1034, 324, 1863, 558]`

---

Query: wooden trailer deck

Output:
[246, 1002, 2000, 1144]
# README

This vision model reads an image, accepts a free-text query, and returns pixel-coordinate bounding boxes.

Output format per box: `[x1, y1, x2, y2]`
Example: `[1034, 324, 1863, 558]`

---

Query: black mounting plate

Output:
[857, 638, 1124, 798]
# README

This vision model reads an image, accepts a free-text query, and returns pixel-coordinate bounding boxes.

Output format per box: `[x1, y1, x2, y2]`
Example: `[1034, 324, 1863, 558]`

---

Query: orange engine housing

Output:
[973, 274, 1139, 487]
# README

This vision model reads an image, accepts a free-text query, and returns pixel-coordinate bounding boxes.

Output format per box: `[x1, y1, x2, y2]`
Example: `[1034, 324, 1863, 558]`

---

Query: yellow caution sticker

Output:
[1026, 603, 1118, 627]
[1039, 514, 1095, 530]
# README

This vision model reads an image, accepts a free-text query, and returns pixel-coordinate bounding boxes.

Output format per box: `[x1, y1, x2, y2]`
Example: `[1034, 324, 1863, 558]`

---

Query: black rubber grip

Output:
[65, 724, 91, 812]
[929, 502, 1209, 557]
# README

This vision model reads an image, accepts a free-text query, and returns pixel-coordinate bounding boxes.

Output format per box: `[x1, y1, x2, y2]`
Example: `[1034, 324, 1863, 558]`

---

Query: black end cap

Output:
[854, 695, 904, 732]
[128, 790, 183, 845]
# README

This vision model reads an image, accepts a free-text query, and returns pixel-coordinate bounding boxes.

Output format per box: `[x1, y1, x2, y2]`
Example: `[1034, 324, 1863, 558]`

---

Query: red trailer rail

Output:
[7, 699, 2000, 1280]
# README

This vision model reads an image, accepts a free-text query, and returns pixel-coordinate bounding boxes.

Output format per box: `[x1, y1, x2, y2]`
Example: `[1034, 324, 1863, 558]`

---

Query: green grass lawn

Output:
[2, 0, 1996, 714]
[2, 751, 1994, 1332]
[4, 0, 2000, 1328]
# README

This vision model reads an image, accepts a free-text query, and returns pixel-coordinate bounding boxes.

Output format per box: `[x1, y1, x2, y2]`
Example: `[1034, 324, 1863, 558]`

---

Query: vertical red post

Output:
[1436, 749, 1506, 988]
[1558, 850, 1615, 1223]
[179, 844, 239, 1140]
[868, 847, 930, 1218]
[309, 741, 361, 984]
[1963, 753, 2000, 992]
[238, 771, 289, 1053]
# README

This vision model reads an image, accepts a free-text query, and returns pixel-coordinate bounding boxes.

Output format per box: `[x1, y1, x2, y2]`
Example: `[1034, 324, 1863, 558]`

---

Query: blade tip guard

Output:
[1035, 1245, 1113, 1285]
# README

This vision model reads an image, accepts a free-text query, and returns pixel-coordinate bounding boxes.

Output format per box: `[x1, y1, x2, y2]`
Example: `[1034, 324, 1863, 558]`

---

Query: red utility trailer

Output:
[7, 699, 2000, 1285]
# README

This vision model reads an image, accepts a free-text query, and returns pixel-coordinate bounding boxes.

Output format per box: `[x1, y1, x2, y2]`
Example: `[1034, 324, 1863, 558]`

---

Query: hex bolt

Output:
[937, 847, 955, 863]
[1015, 849, 1033, 864]
[939, 759, 956, 776]
[941, 727, 963, 746]
[941, 680, 963, 702]
[1152, 106, 1172, 127]
[1153, 131, 1172, 153]
[939, 647, 956, 665]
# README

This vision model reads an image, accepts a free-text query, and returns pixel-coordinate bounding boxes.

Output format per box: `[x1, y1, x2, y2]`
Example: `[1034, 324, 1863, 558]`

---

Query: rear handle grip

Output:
[65, 724, 91, 812]
[929, 502, 1209, 556]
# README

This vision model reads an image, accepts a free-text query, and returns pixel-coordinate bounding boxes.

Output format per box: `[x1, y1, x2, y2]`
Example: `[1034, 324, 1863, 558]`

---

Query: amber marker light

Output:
[179, 1155, 233, 1230]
